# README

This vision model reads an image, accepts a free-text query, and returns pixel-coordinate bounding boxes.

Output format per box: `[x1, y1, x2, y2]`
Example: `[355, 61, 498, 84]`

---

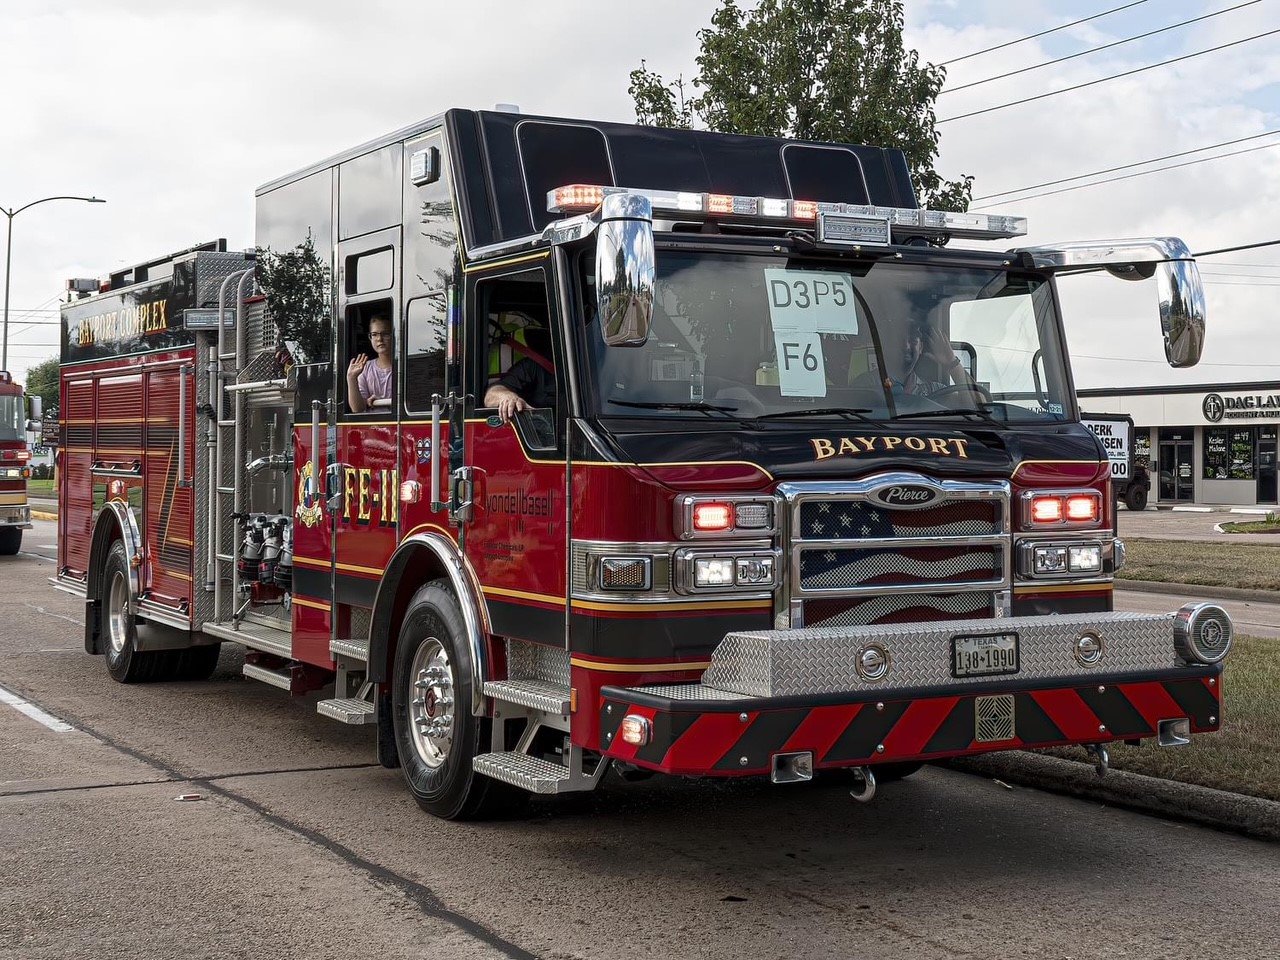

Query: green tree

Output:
[628, 0, 971, 211]
[22, 355, 60, 409]
[255, 234, 332, 365]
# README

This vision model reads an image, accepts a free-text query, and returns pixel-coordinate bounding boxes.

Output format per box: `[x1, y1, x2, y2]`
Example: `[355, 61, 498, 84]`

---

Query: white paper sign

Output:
[765, 269, 860, 397]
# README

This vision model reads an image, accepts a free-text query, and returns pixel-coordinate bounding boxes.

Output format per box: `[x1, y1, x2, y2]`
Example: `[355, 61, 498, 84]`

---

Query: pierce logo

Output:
[874, 484, 938, 509]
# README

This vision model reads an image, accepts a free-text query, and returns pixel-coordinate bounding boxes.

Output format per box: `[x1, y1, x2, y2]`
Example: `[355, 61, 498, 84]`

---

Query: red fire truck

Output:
[57, 110, 1234, 819]
[0, 371, 39, 555]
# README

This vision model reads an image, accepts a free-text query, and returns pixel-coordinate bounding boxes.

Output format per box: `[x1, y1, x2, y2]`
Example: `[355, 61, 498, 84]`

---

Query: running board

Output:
[473, 752, 578, 794]
[242, 662, 294, 691]
[483, 679, 570, 715]
[317, 697, 375, 724]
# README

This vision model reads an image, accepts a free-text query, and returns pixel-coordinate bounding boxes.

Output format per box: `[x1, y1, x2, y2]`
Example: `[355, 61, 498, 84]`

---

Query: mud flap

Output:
[376, 685, 400, 768]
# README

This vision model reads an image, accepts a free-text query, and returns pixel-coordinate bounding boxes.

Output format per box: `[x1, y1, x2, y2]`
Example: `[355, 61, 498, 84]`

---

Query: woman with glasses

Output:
[347, 316, 394, 413]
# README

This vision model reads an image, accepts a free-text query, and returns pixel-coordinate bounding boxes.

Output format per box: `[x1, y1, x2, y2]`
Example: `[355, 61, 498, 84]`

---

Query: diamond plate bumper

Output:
[596, 608, 1229, 776]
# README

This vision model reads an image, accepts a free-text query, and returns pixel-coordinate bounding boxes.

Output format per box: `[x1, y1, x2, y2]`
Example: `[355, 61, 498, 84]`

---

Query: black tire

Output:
[0, 527, 21, 555]
[1124, 484, 1149, 512]
[101, 541, 170, 683]
[170, 643, 223, 681]
[391, 580, 522, 820]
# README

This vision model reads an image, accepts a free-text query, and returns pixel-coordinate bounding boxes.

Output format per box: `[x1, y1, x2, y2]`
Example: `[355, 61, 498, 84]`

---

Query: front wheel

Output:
[391, 580, 521, 820]
[102, 542, 165, 682]
[0, 527, 21, 555]
[1125, 484, 1149, 512]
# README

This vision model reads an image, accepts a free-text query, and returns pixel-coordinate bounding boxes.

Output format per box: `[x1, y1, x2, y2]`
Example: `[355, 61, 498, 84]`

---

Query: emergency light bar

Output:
[547, 184, 1027, 241]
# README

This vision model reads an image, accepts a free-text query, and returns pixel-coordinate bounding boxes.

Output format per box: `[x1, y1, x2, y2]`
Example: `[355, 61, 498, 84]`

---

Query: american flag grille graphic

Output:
[805, 592, 993, 627]
[799, 545, 1003, 590]
[798, 499, 1000, 539]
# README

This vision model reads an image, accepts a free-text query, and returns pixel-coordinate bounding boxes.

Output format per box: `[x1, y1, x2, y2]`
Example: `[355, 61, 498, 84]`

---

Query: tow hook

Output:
[1085, 743, 1110, 778]
[849, 766, 877, 803]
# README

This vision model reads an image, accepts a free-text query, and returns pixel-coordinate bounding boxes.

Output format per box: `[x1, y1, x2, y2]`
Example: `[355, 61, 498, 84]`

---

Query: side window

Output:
[404, 296, 446, 413]
[474, 268, 560, 449]
[344, 299, 395, 414]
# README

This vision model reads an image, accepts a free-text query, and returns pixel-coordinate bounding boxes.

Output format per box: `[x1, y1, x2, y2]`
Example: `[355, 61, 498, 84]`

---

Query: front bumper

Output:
[597, 608, 1230, 775]
[0, 504, 31, 528]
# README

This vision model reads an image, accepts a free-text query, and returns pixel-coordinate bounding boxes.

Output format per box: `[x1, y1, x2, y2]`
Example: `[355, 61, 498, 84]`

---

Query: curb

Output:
[30, 510, 57, 522]
[945, 752, 1280, 842]
[1115, 578, 1279, 604]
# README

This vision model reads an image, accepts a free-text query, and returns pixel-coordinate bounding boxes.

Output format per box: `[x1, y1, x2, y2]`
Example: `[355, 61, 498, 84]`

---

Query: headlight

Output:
[694, 557, 736, 587]
[676, 549, 779, 593]
[1034, 546, 1068, 574]
[1068, 544, 1102, 572]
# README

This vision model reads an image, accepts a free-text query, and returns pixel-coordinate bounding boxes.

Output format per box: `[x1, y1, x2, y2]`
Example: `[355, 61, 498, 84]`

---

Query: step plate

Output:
[317, 697, 376, 725]
[330, 638, 368, 662]
[483, 679, 570, 715]
[473, 751, 572, 794]
[242, 662, 293, 691]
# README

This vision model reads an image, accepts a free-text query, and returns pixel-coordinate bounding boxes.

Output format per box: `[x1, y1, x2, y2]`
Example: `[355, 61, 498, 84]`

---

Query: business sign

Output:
[1083, 417, 1131, 480]
[40, 412, 59, 449]
[1202, 391, 1280, 423]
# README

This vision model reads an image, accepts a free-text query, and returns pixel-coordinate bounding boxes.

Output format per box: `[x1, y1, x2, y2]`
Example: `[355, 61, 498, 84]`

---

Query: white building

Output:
[1079, 382, 1279, 508]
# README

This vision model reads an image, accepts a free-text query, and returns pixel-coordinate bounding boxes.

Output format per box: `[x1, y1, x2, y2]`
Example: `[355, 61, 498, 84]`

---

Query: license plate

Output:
[951, 632, 1020, 678]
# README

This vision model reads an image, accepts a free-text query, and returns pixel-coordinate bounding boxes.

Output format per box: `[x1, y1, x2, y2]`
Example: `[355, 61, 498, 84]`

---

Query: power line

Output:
[972, 139, 1280, 208]
[1195, 239, 1280, 257]
[941, 0, 1260, 95]
[939, 28, 1280, 123]
[973, 127, 1280, 202]
[940, 1, 1151, 66]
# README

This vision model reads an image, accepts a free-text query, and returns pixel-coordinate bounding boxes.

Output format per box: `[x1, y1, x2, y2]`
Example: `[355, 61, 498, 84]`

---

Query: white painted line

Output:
[38, 543, 57, 548]
[1171, 506, 1212, 513]
[0, 684, 75, 733]
[1229, 508, 1273, 515]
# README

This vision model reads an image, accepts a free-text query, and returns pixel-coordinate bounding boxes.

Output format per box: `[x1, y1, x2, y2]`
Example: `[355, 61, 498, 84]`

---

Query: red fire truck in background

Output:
[0, 371, 39, 555]
[57, 110, 1234, 820]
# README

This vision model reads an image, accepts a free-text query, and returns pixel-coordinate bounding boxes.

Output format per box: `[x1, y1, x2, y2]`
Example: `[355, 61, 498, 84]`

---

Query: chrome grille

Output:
[805, 592, 993, 627]
[779, 474, 1012, 627]
[799, 545, 1003, 590]
[798, 499, 999, 539]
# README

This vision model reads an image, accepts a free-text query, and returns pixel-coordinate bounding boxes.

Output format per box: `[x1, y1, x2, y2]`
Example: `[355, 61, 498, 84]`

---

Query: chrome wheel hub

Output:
[408, 637, 454, 769]
[107, 569, 130, 655]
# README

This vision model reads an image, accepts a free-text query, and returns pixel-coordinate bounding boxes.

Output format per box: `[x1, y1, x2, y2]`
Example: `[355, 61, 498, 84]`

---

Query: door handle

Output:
[325, 462, 347, 515]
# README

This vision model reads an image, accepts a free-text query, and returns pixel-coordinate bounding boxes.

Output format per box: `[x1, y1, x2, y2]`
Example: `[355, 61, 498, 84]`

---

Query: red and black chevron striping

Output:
[599, 671, 1221, 775]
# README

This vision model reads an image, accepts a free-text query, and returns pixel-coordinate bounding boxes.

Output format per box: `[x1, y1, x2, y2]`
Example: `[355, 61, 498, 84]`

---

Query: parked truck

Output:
[1083, 412, 1151, 511]
[0, 371, 39, 555]
[56, 110, 1234, 819]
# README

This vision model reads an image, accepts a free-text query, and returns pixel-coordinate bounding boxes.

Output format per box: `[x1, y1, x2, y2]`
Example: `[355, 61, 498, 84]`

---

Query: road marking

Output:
[0, 684, 74, 733]
[38, 543, 57, 549]
[22, 601, 81, 626]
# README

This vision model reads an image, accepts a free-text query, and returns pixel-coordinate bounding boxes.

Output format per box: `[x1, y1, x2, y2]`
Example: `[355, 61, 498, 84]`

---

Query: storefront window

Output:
[1230, 428, 1255, 480]
[1203, 428, 1229, 480]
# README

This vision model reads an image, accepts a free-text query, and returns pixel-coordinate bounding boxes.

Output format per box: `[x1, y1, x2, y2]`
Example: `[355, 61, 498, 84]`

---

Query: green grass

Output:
[1220, 516, 1280, 535]
[27, 479, 53, 494]
[1120, 538, 1280, 591]
[1043, 635, 1280, 802]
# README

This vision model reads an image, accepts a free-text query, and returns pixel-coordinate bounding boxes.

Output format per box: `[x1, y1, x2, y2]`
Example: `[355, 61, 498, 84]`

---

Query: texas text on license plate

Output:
[951, 632, 1020, 678]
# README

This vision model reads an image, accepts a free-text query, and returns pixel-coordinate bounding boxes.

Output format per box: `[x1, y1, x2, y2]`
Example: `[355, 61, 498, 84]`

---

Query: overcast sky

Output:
[2, 0, 1278, 390]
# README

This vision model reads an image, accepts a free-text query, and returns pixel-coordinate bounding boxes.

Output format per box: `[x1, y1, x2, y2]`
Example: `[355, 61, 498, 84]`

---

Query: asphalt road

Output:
[3, 519, 1278, 960]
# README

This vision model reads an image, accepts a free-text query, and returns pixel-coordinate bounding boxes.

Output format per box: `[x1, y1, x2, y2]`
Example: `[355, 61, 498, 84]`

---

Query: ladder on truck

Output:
[199, 270, 375, 724]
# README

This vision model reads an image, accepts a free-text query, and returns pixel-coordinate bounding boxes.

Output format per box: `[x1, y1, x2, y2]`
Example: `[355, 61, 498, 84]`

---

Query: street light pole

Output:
[1, 195, 106, 371]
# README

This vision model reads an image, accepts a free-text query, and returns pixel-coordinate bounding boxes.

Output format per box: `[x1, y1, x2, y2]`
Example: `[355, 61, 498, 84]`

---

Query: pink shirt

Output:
[357, 361, 393, 403]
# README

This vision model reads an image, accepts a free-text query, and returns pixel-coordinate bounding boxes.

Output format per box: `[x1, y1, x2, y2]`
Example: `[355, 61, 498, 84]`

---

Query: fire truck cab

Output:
[58, 109, 1235, 819]
[0, 371, 39, 555]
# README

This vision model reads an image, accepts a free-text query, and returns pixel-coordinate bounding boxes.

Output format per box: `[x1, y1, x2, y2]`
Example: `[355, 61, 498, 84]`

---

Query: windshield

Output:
[0, 396, 22, 442]
[581, 250, 1071, 424]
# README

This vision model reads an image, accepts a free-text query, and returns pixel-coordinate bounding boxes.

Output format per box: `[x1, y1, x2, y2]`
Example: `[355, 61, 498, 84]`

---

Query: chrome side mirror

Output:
[1156, 256, 1205, 368]
[595, 193, 655, 347]
[1011, 237, 1206, 368]
[28, 396, 43, 419]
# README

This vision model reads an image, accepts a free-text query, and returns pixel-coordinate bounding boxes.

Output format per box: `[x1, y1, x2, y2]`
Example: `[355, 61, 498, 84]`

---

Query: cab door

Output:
[332, 226, 402, 610]
[461, 260, 569, 648]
